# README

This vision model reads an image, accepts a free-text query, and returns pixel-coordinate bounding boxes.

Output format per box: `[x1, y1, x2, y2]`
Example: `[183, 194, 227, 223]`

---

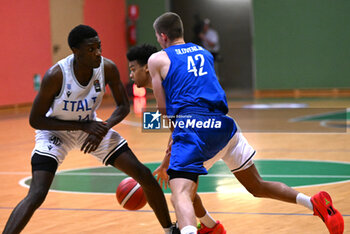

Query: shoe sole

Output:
[312, 191, 344, 234]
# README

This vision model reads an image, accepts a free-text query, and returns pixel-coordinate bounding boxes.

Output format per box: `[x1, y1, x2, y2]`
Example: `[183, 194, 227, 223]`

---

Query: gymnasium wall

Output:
[0, 0, 129, 107]
[253, 0, 350, 90]
[50, 0, 84, 64]
[170, 0, 254, 91]
[0, 1, 52, 106]
[84, 0, 128, 85]
[126, 0, 168, 48]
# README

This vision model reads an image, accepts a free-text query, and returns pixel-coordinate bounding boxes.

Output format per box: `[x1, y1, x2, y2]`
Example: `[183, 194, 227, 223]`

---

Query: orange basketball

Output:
[116, 177, 147, 210]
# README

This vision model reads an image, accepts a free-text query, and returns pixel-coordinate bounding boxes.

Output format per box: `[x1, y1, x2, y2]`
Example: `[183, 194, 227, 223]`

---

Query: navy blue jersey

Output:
[162, 43, 228, 117]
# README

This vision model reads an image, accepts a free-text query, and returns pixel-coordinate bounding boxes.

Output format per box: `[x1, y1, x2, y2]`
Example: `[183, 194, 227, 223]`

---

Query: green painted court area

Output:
[292, 109, 350, 122]
[290, 109, 350, 130]
[24, 160, 350, 194]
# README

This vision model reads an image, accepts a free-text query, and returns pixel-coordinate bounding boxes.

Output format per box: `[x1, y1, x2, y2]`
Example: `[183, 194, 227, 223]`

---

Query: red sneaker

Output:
[197, 221, 226, 234]
[311, 191, 344, 234]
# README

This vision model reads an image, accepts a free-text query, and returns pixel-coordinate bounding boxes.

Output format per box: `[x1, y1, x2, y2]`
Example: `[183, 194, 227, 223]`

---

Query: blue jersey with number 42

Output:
[163, 43, 228, 117]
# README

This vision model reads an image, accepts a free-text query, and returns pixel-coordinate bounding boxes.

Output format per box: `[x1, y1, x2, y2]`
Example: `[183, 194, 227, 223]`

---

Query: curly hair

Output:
[126, 44, 158, 66]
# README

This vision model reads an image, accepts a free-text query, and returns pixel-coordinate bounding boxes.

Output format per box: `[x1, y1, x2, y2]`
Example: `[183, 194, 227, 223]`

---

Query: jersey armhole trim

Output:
[56, 63, 66, 100]
[162, 55, 172, 87]
[101, 57, 106, 92]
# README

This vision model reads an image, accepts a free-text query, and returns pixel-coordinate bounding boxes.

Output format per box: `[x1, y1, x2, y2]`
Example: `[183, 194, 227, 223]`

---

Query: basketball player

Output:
[132, 13, 344, 234]
[2, 25, 179, 234]
[127, 44, 225, 234]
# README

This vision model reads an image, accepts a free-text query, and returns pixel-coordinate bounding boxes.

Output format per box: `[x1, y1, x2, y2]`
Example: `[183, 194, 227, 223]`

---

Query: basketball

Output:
[116, 177, 147, 210]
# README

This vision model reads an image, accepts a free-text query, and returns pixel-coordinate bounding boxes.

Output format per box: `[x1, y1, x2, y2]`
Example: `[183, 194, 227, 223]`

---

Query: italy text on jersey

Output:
[62, 97, 97, 112]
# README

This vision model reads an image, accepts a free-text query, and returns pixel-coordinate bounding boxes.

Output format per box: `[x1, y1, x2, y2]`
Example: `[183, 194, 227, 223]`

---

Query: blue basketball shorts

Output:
[168, 114, 238, 174]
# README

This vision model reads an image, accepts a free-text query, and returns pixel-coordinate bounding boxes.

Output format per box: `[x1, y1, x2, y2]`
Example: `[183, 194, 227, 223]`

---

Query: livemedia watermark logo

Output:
[141, 107, 348, 133]
[143, 111, 162, 129]
[142, 109, 222, 131]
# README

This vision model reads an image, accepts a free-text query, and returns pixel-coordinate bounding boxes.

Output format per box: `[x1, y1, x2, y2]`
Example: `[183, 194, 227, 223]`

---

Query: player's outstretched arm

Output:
[148, 52, 167, 115]
[103, 58, 130, 129]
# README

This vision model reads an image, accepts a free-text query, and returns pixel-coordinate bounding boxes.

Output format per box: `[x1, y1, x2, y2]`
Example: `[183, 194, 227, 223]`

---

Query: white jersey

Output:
[33, 54, 127, 165]
[46, 54, 105, 121]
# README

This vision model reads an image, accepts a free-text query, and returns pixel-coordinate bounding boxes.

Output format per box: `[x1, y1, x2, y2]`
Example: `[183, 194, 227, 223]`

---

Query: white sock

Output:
[296, 193, 313, 211]
[199, 210, 216, 228]
[181, 225, 197, 234]
[164, 227, 171, 234]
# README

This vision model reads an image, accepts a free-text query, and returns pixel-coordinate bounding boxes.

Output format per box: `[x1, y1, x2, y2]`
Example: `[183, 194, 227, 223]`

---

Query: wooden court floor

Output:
[0, 97, 349, 234]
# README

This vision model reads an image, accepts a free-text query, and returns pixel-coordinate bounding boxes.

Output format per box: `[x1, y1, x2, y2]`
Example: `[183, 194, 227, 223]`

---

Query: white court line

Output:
[52, 173, 350, 179]
[2, 171, 349, 178]
[289, 109, 348, 122]
[120, 120, 141, 127]
[14, 174, 350, 195]
[5, 159, 350, 195]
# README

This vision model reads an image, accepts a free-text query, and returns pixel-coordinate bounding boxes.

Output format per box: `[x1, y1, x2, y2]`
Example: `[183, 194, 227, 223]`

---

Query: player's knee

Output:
[170, 191, 190, 207]
[134, 166, 154, 186]
[170, 188, 181, 204]
[170, 193, 178, 207]
[244, 180, 266, 198]
[27, 189, 49, 208]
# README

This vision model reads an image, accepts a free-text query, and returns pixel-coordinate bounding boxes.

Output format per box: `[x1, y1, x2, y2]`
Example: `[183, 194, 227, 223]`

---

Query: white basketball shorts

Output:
[203, 130, 255, 173]
[31, 129, 127, 166]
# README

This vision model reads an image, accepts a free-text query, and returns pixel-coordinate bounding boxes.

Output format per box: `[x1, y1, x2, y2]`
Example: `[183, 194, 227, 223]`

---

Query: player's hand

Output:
[81, 134, 103, 154]
[153, 140, 172, 189]
[82, 121, 109, 138]
[153, 165, 169, 189]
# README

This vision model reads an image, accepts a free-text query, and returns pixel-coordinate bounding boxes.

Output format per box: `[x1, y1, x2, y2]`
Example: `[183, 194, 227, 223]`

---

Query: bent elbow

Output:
[29, 115, 43, 129]
[29, 117, 39, 129]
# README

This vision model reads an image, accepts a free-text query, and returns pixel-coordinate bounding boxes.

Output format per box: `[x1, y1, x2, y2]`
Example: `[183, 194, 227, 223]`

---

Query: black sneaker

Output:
[170, 222, 180, 234]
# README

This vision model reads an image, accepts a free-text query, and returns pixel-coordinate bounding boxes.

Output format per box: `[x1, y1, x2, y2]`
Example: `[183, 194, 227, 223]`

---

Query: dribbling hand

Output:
[153, 165, 169, 189]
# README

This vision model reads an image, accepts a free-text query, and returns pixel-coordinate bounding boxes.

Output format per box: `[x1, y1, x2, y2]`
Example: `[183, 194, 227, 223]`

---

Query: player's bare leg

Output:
[193, 193, 206, 218]
[193, 193, 226, 234]
[169, 178, 197, 232]
[3, 170, 55, 234]
[112, 149, 172, 229]
[234, 164, 298, 202]
[234, 163, 344, 233]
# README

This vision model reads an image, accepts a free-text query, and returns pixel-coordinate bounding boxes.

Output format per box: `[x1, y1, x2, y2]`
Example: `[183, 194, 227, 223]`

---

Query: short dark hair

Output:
[153, 12, 183, 41]
[126, 44, 158, 66]
[68, 25, 98, 49]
